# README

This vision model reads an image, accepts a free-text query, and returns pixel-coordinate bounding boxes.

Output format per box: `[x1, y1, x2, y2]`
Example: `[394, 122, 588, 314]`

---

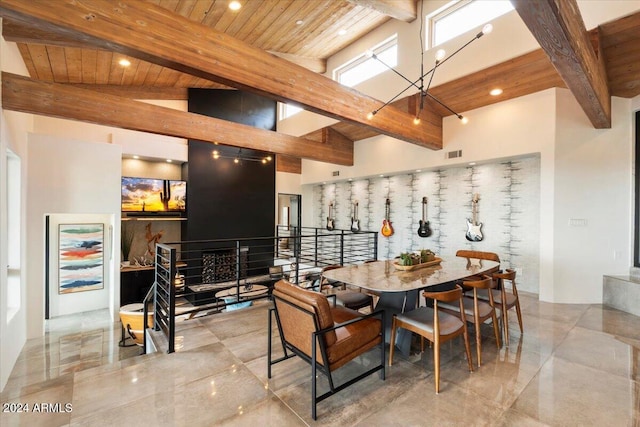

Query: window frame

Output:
[333, 34, 398, 88]
[428, 0, 513, 48]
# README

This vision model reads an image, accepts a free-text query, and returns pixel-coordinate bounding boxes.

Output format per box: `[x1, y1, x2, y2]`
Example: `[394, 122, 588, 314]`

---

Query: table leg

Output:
[376, 290, 419, 357]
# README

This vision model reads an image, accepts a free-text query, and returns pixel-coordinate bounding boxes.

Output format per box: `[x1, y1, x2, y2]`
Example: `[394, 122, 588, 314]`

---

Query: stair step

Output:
[603, 275, 640, 316]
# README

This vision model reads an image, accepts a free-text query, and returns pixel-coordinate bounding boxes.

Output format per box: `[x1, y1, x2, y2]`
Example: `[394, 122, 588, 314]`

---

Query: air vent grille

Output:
[446, 150, 462, 159]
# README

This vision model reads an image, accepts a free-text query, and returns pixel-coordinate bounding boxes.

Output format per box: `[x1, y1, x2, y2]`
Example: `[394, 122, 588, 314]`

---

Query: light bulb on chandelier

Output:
[366, 2, 493, 125]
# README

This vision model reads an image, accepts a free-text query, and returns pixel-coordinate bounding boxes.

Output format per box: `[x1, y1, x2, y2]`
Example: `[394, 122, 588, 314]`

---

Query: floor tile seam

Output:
[0, 371, 76, 404]
[551, 349, 640, 385]
[504, 337, 557, 414]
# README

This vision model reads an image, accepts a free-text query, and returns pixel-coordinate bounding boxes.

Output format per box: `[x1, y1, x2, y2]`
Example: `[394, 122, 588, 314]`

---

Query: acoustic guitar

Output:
[381, 198, 394, 237]
[465, 193, 483, 241]
[417, 196, 433, 237]
[326, 202, 335, 231]
[350, 201, 360, 232]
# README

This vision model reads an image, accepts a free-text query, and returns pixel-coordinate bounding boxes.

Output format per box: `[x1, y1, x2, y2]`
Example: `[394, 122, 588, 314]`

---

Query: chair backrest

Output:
[423, 285, 463, 303]
[320, 264, 344, 291]
[493, 269, 518, 297]
[422, 285, 467, 332]
[462, 275, 495, 290]
[272, 280, 337, 357]
[456, 250, 500, 263]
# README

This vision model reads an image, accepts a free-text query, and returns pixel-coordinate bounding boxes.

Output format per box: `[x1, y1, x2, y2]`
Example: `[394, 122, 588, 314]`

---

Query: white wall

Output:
[552, 93, 632, 303]
[26, 134, 121, 338]
[0, 25, 33, 391]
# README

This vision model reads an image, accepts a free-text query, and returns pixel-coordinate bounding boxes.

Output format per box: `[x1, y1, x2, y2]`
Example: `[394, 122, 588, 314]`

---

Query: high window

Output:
[334, 35, 398, 88]
[279, 103, 303, 120]
[429, 0, 513, 47]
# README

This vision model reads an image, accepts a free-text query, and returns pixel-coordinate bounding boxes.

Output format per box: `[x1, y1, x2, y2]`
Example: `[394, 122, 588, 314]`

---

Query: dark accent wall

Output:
[184, 89, 276, 276]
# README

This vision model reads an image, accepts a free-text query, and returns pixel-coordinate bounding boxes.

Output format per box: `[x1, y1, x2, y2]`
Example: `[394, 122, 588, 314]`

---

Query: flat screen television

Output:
[121, 177, 186, 213]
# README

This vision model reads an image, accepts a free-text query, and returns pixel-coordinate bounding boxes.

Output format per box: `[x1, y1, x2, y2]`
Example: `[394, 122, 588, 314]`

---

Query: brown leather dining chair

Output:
[388, 285, 474, 393]
[438, 275, 501, 367]
[320, 264, 374, 312]
[268, 280, 385, 420]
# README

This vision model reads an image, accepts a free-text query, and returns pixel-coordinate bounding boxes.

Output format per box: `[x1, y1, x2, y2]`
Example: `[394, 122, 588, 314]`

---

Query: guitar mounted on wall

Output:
[326, 202, 335, 231]
[465, 193, 484, 241]
[381, 198, 394, 237]
[417, 196, 433, 237]
[350, 201, 360, 232]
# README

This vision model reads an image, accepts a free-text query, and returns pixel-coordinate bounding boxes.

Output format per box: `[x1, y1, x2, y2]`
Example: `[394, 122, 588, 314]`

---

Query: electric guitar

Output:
[350, 201, 360, 232]
[381, 198, 394, 237]
[465, 193, 483, 241]
[326, 202, 335, 231]
[417, 196, 433, 237]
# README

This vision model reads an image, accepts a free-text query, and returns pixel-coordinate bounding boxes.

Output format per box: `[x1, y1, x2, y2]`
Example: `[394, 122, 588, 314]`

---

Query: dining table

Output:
[321, 256, 500, 356]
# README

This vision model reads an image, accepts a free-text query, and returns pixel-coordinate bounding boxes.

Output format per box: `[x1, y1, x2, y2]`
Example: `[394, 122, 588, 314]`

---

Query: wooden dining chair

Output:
[388, 285, 474, 393]
[438, 275, 501, 367]
[320, 264, 374, 312]
[490, 269, 523, 346]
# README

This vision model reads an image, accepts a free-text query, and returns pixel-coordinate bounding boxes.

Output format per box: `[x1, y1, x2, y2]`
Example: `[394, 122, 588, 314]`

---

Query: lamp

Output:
[367, 1, 493, 125]
[212, 148, 273, 164]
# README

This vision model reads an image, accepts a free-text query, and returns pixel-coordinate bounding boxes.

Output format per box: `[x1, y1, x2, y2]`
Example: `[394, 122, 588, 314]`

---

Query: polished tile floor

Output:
[2, 292, 640, 426]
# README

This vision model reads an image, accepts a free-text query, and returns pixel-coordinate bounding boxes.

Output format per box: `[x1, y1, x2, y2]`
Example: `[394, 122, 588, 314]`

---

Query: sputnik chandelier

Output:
[366, 1, 493, 125]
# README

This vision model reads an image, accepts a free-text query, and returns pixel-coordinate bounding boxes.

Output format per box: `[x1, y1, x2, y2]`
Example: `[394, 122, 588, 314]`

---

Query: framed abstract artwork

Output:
[58, 223, 105, 294]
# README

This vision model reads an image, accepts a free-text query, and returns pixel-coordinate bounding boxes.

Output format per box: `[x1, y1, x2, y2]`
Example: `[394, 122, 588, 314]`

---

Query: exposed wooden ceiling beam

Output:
[267, 51, 326, 74]
[69, 84, 190, 100]
[276, 155, 302, 174]
[512, 0, 611, 128]
[347, 0, 417, 22]
[2, 72, 353, 165]
[2, 20, 329, 75]
[0, 0, 442, 150]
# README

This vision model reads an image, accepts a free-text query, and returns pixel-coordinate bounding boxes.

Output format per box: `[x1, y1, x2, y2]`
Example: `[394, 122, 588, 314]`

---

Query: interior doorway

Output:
[277, 193, 301, 230]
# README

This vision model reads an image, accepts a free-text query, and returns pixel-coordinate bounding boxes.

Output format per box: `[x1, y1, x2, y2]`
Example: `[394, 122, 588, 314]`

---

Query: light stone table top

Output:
[321, 257, 500, 293]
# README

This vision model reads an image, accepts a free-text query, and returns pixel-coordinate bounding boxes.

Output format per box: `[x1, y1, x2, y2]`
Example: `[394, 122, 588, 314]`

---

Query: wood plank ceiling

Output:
[1, 0, 639, 174]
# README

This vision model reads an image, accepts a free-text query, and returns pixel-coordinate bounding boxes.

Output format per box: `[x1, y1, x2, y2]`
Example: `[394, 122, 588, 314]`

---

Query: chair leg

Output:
[491, 310, 501, 349]
[474, 320, 482, 368]
[503, 307, 510, 347]
[434, 336, 440, 394]
[388, 317, 397, 366]
[267, 309, 273, 379]
[311, 337, 317, 420]
[463, 326, 474, 374]
[515, 301, 524, 334]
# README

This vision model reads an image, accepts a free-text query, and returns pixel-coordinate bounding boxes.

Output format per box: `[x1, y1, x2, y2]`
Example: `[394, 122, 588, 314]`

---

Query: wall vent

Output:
[332, 171, 340, 177]
[446, 150, 462, 159]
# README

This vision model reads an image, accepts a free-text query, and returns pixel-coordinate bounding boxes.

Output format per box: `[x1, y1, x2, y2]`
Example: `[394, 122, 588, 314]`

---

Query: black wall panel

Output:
[185, 89, 276, 271]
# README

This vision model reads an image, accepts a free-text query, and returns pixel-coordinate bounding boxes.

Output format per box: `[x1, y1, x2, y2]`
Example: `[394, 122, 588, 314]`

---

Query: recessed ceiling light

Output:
[118, 59, 131, 67]
[379, 174, 384, 177]
[229, 1, 241, 11]
[338, 29, 347, 36]
[132, 155, 139, 159]
[296, 20, 304, 25]
[490, 88, 503, 96]
[166, 159, 172, 163]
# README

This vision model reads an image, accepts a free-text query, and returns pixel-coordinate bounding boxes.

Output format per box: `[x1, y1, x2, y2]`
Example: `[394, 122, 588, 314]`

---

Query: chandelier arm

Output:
[373, 82, 420, 114]
[425, 92, 462, 118]
[419, 32, 484, 81]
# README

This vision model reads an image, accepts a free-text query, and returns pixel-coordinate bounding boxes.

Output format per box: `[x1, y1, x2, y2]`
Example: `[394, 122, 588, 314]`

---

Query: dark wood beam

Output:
[512, 0, 610, 128]
[347, 0, 417, 22]
[2, 72, 353, 165]
[0, 0, 442, 150]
